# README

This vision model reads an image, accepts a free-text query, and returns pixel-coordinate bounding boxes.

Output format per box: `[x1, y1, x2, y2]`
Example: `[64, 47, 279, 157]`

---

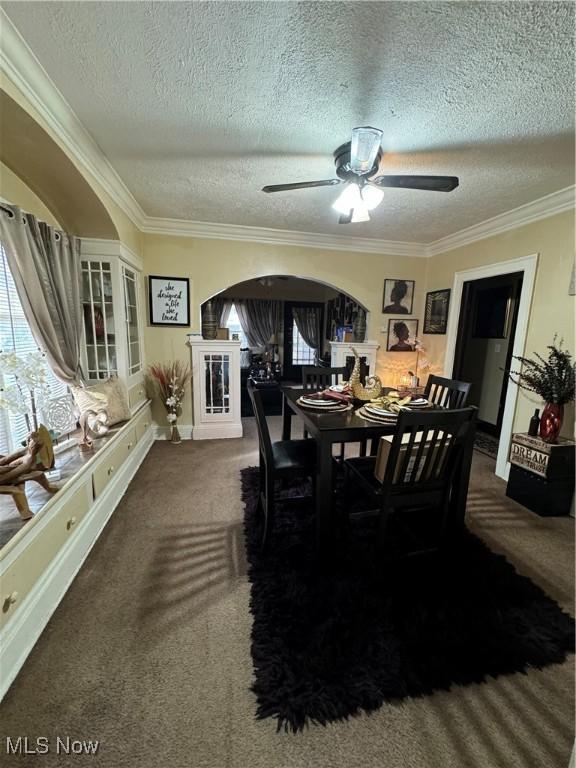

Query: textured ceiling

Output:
[2, 1, 574, 242]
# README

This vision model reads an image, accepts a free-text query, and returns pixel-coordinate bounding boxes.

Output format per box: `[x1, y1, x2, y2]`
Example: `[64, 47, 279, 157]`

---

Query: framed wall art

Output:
[382, 279, 415, 314]
[423, 288, 451, 334]
[148, 275, 190, 327]
[386, 318, 419, 352]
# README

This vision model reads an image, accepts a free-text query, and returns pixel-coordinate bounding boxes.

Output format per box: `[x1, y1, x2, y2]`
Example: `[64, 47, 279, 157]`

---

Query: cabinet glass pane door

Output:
[81, 260, 117, 379]
[123, 266, 141, 375]
[204, 354, 230, 414]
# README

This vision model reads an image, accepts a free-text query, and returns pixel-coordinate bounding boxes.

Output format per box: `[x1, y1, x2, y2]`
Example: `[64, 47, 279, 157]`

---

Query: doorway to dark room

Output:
[452, 272, 524, 456]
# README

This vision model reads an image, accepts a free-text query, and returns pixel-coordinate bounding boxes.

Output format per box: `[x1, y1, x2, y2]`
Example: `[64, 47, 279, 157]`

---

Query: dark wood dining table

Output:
[281, 386, 474, 546]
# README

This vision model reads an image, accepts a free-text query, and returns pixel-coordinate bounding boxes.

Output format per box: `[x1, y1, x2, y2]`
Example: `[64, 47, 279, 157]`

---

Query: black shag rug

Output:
[241, 466, 574, 732]
[474, 430, 500, 459]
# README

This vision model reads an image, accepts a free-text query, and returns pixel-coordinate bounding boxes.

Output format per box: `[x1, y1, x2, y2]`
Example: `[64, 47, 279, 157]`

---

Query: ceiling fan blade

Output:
[262, 179, 341, 193]
[350, 127, 383, 174]
[371, 175, 459, 192]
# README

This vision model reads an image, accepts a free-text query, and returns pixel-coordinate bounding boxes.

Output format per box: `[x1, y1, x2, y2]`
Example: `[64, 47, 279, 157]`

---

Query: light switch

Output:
[494, 343, 501, 353]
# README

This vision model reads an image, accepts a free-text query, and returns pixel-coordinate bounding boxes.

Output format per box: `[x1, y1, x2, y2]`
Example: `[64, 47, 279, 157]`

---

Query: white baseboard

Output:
[0, 429, 154, 701]
[192, 422, 243, 440]
[153, 423, 243, 440]
[153, 423, 193, 440]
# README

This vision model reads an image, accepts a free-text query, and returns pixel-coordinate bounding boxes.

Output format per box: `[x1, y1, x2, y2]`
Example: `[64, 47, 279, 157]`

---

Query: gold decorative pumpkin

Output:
[349, 347, 383, 401]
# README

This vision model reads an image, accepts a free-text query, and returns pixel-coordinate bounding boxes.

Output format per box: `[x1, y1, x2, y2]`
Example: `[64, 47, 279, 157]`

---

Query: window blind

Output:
[0, 243, 68, 453]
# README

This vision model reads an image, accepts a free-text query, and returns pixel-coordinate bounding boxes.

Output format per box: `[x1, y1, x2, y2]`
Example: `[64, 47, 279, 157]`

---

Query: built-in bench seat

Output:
[0, 400, 153, 698]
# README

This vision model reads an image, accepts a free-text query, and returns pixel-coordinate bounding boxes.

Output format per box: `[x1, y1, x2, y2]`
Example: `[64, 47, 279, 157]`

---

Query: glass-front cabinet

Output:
[81, 259, 118, 380]
[122, 265, 141, 377]
[80, 239, 145, 409]
[189, 338, 242, 439]
[204, 352, 230, 414]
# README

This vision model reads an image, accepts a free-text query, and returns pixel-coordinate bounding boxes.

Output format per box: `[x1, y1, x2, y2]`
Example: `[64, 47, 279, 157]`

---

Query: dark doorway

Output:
[283, 301, 324, 382]
[452, 272, 523, 440]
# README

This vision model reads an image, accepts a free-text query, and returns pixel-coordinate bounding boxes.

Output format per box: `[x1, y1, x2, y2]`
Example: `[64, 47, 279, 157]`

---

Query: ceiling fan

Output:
[262, 127, 459, 224]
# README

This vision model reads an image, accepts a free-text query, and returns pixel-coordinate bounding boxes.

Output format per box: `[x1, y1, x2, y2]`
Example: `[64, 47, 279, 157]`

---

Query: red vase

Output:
[539, 403, 564, 443]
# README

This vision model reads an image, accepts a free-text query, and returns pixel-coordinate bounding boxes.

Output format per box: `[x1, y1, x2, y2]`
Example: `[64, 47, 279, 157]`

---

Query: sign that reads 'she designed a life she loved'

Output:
[148, 275, 190, 327]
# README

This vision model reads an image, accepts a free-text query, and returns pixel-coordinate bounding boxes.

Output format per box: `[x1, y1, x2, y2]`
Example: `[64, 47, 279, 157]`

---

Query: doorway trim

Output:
[443, 253, 539, 480]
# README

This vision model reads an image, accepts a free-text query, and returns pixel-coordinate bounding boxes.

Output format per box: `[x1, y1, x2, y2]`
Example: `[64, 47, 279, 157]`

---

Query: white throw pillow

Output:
[71, 376, 131, 426]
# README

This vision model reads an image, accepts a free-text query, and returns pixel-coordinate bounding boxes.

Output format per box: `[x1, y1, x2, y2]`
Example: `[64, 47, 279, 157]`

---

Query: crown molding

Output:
[428, 185, 575, 256]
[0, 9, 146, 229]
[140, 216, 429, 256]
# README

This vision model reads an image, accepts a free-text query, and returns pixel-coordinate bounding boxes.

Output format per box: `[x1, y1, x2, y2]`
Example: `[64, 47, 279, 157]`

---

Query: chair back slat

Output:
[424, 375, 471, 410]
[410, 425, 430, 481]
[302, 366, 348, 390]
[398, 426, 418, 481]
[247, 383, 274, 466]
[384, 408, 477, 491]
[426, 427, 451, 481]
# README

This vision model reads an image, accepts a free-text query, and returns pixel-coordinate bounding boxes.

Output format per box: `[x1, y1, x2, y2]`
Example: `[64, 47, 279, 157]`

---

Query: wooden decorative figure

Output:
[0, 427, 59, 520]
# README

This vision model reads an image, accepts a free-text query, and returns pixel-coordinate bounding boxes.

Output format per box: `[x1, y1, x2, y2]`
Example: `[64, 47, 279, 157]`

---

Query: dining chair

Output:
[248, 382, 317, 551]
[302, 366, 348, 391]
[301, 365, 349, 456]
[424, 375, 471, 409]
[343, 407, 477, 558]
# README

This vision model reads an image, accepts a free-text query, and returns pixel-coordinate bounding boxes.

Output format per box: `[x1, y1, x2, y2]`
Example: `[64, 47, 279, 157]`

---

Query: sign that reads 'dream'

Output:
[148, 275, 190, 327]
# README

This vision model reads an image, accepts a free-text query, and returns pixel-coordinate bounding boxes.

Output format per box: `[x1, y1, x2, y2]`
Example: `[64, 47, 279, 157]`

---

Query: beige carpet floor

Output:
[1, 417, 574, 768]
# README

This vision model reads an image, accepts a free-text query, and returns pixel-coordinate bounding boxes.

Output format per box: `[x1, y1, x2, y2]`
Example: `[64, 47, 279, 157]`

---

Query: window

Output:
[292, 320, 316, 365]
[225, 303, 249, 348]
[0, 244, 67, 453]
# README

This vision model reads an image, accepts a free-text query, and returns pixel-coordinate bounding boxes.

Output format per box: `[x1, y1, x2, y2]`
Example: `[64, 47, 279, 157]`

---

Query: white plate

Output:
[298, 397, 347, 407]
[364, 405, 398, 416]
[299, 398, 339, 407]
[298, 401, 351, 412]
[359, 405, 397, 417]
[357, 408, 397, 423]
[329, 384, 347, 392]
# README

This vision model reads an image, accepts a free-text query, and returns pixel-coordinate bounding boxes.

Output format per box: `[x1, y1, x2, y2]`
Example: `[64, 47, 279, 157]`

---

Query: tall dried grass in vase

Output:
[148, 361, 191, 444]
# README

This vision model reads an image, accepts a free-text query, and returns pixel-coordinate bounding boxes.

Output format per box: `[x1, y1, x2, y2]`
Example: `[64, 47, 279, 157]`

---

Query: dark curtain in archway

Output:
[293, 305, 321, 350]
[235, 299, 281, 347]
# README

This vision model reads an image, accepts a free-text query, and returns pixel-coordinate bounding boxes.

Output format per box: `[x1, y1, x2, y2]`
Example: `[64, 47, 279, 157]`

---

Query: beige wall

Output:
[425, 210, 575, 437]
[0, 160, 61, 228]
[0, 78, 142, 255]
[143, 212, 575, 430]
[142, 233, 428, 424]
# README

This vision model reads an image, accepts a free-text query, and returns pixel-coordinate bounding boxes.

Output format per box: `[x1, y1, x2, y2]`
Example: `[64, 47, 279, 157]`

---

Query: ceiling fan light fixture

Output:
[332, 182, 362, 214]
[351, 206, 370, 223]
[361, 184, 384, 211]
[350, 126, 384, 174]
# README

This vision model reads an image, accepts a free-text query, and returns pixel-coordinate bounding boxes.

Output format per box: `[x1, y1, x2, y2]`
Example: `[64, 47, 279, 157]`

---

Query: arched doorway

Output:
[201, 276, 368, 412]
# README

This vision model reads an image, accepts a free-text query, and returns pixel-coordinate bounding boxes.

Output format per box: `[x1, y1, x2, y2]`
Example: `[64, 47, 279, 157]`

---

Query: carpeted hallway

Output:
[1, 417, 574, 768]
